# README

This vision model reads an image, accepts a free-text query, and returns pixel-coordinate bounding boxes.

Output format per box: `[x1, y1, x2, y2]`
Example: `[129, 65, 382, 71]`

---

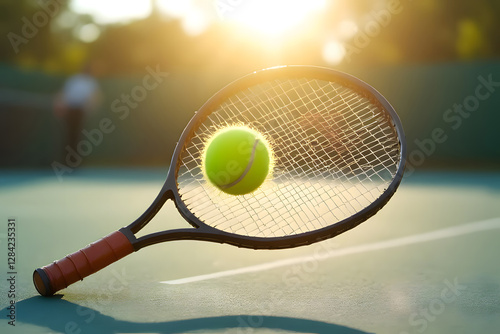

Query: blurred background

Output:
[0, 0, 499, 170]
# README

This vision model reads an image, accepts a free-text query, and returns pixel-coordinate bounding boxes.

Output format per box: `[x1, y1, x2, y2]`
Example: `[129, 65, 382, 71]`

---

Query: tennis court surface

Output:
[1, 168, 499, 333]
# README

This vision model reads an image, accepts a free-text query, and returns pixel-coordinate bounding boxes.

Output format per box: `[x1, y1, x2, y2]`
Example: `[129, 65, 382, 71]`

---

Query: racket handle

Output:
[33, 230, 134, 296]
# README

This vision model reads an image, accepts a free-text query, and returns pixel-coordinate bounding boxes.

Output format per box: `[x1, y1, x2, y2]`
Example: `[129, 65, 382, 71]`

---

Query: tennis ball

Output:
[203, 126, 272, 195]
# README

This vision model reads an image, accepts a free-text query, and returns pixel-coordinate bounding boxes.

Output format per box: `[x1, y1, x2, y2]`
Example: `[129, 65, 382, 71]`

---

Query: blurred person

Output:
[54, 63, 101, 156]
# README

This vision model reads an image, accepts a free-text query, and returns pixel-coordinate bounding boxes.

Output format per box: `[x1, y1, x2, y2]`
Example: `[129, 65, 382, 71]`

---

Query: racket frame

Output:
[123, 65, 407, 251]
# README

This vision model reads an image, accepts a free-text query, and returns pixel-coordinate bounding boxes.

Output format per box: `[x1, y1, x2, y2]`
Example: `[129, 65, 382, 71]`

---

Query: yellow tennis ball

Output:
[203, 126, 272, 195]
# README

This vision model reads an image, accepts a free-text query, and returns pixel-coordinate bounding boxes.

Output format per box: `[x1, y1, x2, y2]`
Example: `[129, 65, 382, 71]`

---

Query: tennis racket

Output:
[33, 66, 406, 296]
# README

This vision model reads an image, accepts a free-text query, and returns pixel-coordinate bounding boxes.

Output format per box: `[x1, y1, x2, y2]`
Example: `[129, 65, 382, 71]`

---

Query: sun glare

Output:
[157, 0, 193, 18]
[157, 0, 211, 36]
[71, 0, 151, 24]
[219, 0, 327, 37]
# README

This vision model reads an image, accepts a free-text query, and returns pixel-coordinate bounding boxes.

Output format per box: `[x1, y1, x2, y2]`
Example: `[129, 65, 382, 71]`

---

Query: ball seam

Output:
[219, 138, 260, 189]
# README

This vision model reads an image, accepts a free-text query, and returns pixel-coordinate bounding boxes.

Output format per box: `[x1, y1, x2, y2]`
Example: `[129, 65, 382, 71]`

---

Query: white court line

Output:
[161, 217, 500, 285]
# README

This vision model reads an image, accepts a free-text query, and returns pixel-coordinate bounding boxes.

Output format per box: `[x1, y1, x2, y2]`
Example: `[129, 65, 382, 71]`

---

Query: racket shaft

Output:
[33, 231, 133, 296]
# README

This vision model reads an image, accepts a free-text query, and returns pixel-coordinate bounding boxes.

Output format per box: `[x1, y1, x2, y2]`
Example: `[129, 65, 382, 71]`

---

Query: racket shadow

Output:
[8, 296, 372, 334]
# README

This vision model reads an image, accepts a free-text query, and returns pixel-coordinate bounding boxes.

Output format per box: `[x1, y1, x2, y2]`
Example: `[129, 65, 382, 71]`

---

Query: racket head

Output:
[162, 65, 406, 249]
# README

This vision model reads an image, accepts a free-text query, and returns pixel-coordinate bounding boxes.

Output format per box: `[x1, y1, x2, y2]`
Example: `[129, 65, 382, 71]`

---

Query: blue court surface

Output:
[1, 168, 499, 333]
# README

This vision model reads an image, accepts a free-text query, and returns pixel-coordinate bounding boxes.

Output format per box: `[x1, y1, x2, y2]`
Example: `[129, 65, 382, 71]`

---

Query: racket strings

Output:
[176, 77, 401, 238]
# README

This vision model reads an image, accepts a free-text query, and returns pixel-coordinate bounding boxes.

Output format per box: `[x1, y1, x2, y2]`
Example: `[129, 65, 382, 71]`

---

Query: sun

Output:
[217, 0, 327, 37]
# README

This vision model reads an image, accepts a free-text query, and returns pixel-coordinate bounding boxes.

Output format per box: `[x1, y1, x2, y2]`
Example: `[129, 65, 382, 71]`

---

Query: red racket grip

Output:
[33, 230, 134, 296]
